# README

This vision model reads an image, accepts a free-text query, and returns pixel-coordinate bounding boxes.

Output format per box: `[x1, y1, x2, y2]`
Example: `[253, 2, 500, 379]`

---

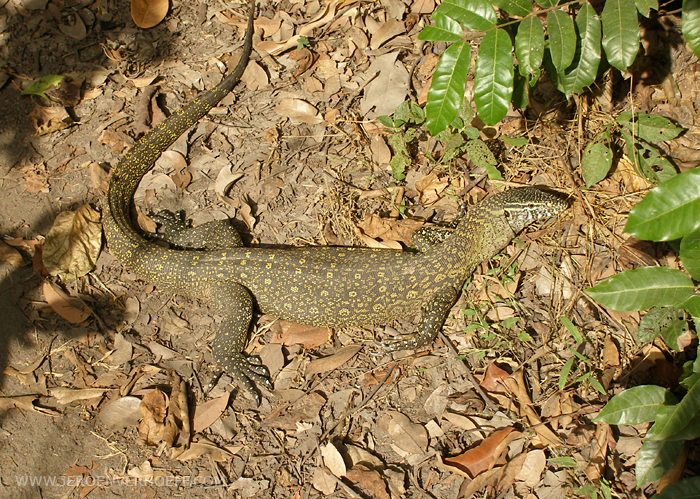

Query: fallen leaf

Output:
[0, 395, 60, 416]
[360, 52, 409, 119]
[173, 435, 234, 462]
[369, 19, 405, 50]
[98, 396, 142, 429]
[28, 105, 71, 135]
[0, 241, 25, 267]
[261, 392, 326, 430]
[312, 468, 336, 495]
[49, 387, 107, 405]
[42, 281, 91, 324]
[346, 465, 391, 499]
[514, 449, 546, 487]
[193, 394, 230, 434]
[275, 98, 323, 125]
[378, 411, 428, 465]
[305, 345, 362, 377]
[271, 321, 331, 349]
[444, 427, 517, 478]
[131, 0, 168, 28]
[321, 442, 346, 478]
[43, 204, 102, 280]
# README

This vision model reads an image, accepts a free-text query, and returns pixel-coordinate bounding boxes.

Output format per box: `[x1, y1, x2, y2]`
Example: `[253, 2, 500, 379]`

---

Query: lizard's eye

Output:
[504, 210, 511, 218]
[528, 203, 535, 209]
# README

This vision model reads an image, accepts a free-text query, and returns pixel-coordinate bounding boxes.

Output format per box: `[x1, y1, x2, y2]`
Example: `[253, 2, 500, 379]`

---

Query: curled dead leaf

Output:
[275, 98, 323, 125]
[42, 281, 91, 323]
[0, 240, 25, 267]
[43, 204, 102, 280]
[131, 0, 168, 28]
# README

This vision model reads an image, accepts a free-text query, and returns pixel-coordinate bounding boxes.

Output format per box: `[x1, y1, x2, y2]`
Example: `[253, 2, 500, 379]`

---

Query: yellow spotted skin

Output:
[103, 0, 567, 403]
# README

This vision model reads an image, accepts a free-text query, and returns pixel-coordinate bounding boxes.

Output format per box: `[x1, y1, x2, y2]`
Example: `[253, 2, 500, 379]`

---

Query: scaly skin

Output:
[104, 0, 567, 403]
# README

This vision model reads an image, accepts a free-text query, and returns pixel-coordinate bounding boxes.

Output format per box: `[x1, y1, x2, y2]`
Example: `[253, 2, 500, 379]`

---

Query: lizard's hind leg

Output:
[151, 210, 244, 250]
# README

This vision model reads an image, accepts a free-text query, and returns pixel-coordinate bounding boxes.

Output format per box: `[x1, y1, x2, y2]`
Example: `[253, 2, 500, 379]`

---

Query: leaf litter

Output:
[1, 0, 699, 496]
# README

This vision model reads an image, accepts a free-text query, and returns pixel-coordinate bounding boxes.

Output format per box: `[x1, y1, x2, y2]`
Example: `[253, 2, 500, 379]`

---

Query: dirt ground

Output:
[1, 0, 699, 498]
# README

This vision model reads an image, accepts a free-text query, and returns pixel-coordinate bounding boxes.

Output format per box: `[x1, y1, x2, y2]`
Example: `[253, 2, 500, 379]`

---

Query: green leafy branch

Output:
[418, 0, 700, 133]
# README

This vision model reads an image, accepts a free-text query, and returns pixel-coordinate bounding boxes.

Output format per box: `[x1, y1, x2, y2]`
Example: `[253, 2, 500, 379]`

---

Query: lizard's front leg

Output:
[380, 285, 459, 351]
[208, 280, 272, 404]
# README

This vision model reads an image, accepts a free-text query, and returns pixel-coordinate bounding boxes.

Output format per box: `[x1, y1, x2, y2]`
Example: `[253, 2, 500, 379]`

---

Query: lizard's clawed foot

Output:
[209, 353, 273, 406]
[150, 210, 191, 237]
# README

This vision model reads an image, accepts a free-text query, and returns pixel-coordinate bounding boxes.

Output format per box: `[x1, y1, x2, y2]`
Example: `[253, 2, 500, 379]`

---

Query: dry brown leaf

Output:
[443, 427, 516, 478]
[193, 394, 230, 434]
[603, 335, 620, 367]
[584, 423, 612, 480]
[369, 19, 405, 50]
[261, 392, 326, 430]
[169, 372, 190, 449]
[42, 281, 91, 324]
[275, 98, 323, 125]
[370, 134, 392, 166]
[0, 395, 60, 416]
[58, 10, 86, 40]
[173, 435, 234, 462]
[305, 345, 362, 377]
[28, 105, 71, 135]
[43, 204, 102, 280]
[321, 442, 346, 478]
[49, 387, 107, 405]
[131, 0, 168, 28]
[360, 52, 409, 119]
[410, 0, 435, 13]
[138, 388, 169, 446]
[256, 0, 346, 55]
[241, 60, 268, 90]
[98, 396, 142, 429]
[379, 411, 428, 462]
[355, 229, 402, 250]
[480, 362, 511, 393]
[271, 321, 331, 349]
[312, 468, 336, 495]
[505, 370, 563, 447]
[514, 449, 546, 487]
[345, 464, 391, 499]
[415, 172, 449, 205]
[88, 162, 109, 192]
[0, 240, 25, 267]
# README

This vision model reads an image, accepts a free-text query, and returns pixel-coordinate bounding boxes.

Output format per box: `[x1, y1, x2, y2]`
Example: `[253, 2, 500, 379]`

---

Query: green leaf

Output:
[547, 10, 577, 72]
[491, 0, 532, 17]
[394, 100, 425, 125]
[662, 409, 700, 441]
[621, 130, 678, 183]
[594, 385, 669, 425]
[21, 75, 65, 99]
[680, 229, 700, 280]
[502, 136, 528, 147]
[463, 139, 497, 169]
[486, 164, 504, 180]
[426, 41, 471, 135]
[436, 0, 496, 31]
[584, 267, 695, 312]
[515, 16, 545, 80]
[636, 438, 684, 488]
[474, 28, 514, 126]
[680, 294, 700, 318]
[638, 306, 687, 346]
[636, 0, 658, 17]
[511, 71, 529, 109]
[547, 456, 578, 468]
[601, 0, 641, 71]
[581, 142, 612, 188]
[535, 0, 557, 7]
[654, 476, 700, 499]
[419, 13, 464, 42]
[559, 357, 574, 390]
[625, 167, 700, 241]
[652, 376, 700, 440]
[683, 0, 700, 60]
[558, 1, 602, 98]
[617, 112, 684, 142]
[560, 316, 582, 342]
[376, 115, 395, 128]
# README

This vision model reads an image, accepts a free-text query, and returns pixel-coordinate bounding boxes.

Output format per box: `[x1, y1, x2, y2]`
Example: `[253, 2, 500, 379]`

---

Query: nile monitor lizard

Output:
[104, 0, 567, 403]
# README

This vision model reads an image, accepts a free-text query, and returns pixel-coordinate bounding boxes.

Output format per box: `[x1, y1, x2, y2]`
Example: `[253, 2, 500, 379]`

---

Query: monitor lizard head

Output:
[495, 187, 568, 234]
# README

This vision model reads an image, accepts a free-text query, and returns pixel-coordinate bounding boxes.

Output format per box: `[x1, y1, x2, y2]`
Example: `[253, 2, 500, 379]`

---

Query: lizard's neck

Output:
[423, 206, 516, 280]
